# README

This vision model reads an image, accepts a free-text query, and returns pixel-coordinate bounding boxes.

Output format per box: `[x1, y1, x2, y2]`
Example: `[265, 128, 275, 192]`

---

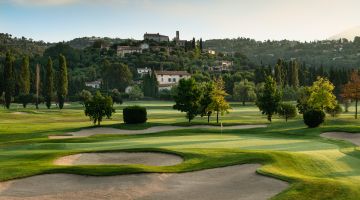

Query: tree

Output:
[35, 64, 40, 109]
[3, 52, 15, 109]
[296, 87, 311, 114]
[199, 81, 215, 123]
[341, 71, 360, 119]
[143, 71, 158, 98]
[44, 57, 54, 109]
[78, 89, 92, 105]
[325, 103, 342, 117]
[128, 85, 144, 100]
[57, 54, 68, 109]
[110, 89, 123, 105]
[278, 103, 297, 122]
[208, 78, 231, 124]
[291, 60, 299, 88]
[256, 76, 282, 122]
[173, 78, 202, 123]
[102, 62, 132, 92]
[274, 59, 283, 86]
[84, 91, 115, 126]
[19, 56, 31, 108]
[233, 79, 256, 106]
[308, 77, 336, 111]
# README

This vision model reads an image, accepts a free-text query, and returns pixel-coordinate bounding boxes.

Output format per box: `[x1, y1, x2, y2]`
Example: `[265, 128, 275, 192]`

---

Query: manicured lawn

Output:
[1, 101, 360, 199]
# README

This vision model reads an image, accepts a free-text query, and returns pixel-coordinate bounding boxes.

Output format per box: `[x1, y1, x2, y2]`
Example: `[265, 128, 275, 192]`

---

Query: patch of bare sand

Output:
[54, 152, 183, 166]
[49, 124, 267, 139]
[321, 132, 360, 146]
[12, 112, 28, 115]
[0, 164, 288, 200]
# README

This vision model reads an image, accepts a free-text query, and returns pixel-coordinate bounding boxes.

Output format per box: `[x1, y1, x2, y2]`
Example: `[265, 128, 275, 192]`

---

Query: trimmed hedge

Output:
[123, 106, 147, 124]
[303, 109, 325, 128]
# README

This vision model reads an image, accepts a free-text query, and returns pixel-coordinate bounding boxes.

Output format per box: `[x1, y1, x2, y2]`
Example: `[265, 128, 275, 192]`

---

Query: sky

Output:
[0, 0, 360, 42]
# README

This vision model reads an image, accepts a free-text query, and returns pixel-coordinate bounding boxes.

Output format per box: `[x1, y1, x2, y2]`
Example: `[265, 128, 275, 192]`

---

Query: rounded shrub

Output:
[123, 106, 147, 124]
[303, 109, 325, 128]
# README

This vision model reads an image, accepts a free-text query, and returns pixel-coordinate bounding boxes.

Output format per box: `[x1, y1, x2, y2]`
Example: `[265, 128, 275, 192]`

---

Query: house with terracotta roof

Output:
[154, 70, 191, 90]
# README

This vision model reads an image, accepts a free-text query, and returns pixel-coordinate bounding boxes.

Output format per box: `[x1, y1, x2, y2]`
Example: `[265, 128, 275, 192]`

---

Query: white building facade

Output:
[155, 71, 191, 90]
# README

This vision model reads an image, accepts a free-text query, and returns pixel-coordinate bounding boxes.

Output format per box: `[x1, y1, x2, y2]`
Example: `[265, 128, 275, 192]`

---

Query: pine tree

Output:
[45, 57, 54, 109]
[3, 52, 15, 109]
[57, 54, 68, 109]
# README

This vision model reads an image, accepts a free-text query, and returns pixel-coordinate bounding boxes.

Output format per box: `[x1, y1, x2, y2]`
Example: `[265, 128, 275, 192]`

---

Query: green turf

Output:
[2, 101, 360, 199]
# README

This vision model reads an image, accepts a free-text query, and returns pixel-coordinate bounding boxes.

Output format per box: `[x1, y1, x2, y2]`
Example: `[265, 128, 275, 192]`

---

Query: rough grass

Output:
[2, 101, 360, 199]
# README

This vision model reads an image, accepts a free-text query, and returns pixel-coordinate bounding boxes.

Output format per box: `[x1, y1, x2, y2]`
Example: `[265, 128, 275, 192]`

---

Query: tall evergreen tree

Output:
[45, 57, 54, 109]
[19, 56, 31, 108]
[19, 56, 30, 95]
[199, 38, 203, 52]
[3, 52, 15, 109]
[57, 54, 68, 109]
[291, 60, 299, 88]
[274, 59, 283, 86]
[256, 76, 282, 122]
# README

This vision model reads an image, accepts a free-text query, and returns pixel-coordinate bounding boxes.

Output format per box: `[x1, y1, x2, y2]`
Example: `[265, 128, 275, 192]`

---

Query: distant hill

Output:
[329, 26, 360, 41]
[66, 37, 126, 49]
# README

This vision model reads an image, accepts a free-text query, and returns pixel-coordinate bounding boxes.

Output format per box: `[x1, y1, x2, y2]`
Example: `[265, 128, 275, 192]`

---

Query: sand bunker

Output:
[0, 164, 288, 200]
[12, 112, 28, 115]
[49, 124, 267, 139]
[321, 132, 360, 146]
[54, 152, 183, 166]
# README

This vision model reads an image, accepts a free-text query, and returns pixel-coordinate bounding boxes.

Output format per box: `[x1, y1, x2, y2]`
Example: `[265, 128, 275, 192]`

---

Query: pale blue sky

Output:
[1, 0, 360, 42]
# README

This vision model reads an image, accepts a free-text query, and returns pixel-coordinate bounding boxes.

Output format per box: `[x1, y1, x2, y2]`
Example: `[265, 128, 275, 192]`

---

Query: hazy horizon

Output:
[1, 0, 360, 42]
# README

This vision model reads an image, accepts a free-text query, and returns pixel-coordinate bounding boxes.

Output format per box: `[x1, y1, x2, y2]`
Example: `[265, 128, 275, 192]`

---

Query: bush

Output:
[278, 103, 297, 122]
[303, 109, 325, 128]
[325, 103, 342, 117]
[128, 85, 144, 100]
[123, 106, 147, 124]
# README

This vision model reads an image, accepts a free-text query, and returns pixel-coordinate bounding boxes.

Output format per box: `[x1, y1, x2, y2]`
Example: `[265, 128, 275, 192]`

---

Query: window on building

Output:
[161, 78, 164, 82]
[168, 78, 171, 82]
[173, 78, 176, 82]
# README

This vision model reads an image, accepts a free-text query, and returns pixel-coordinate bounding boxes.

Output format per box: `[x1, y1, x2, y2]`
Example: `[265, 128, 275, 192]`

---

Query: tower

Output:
[176, 31, 180, 40]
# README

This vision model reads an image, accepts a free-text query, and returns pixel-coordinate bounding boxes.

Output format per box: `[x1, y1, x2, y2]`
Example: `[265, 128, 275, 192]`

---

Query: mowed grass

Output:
[2, 101, 360, 199]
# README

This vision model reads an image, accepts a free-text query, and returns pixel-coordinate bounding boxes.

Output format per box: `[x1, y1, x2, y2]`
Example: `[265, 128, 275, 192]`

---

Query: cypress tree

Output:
[57, 54, 68, 109]
[274, 60, 283, 86]
[45, 57, 54, 109]
[19, 56, 31, 108]
[19, 56, 30, 94]
[291, 60, 299, 88]
[3, 52, 15, 109]
[150, 70, 158, 97]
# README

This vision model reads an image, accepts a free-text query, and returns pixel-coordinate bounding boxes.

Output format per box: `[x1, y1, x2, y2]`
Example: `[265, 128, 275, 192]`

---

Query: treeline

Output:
[204, 37, 360, 68]
[0, 52, 68, 109]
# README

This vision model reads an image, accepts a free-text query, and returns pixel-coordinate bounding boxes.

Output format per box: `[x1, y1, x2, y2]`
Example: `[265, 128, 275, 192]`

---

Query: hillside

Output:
[204, 38, 360, 68]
